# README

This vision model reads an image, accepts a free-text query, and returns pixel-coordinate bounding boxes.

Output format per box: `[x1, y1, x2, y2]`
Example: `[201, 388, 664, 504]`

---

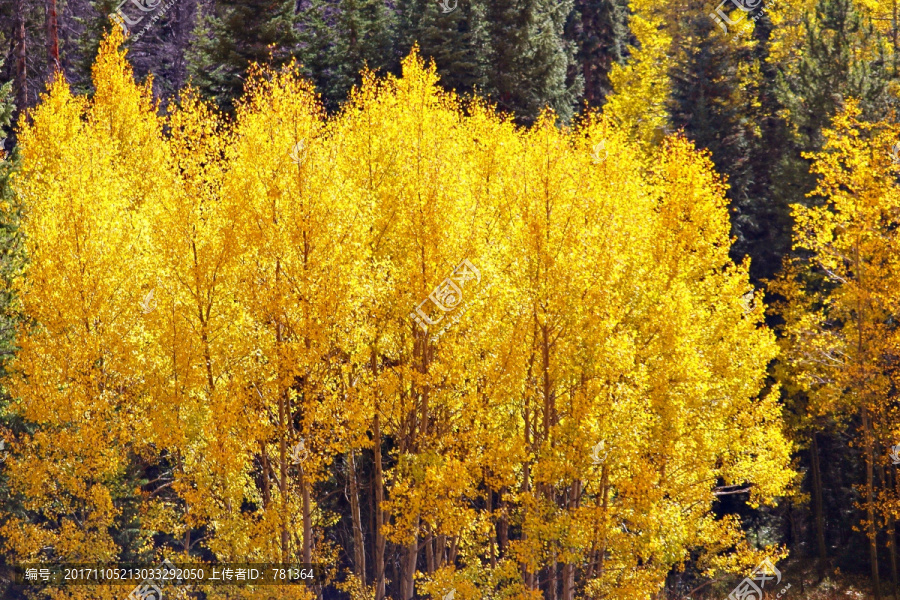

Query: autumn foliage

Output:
[0, 29, 792, 599]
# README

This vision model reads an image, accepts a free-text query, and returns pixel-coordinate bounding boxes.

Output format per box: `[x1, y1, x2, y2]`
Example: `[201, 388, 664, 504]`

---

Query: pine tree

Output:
[396, 0, 487, 99]
[187, 0, 300, 112]
[0, 59, 22, 600]
[482, 0, 583, 123]
[295, 0, 339, 106]
[0, 60, 23, 365]
[777, 0, 893, 151]
[667, 4, 794, 281]
[297, 0, 397, 112]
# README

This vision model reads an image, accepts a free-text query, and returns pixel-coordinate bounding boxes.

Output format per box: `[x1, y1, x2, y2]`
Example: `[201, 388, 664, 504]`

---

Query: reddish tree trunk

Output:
[47, 0, 60, 72]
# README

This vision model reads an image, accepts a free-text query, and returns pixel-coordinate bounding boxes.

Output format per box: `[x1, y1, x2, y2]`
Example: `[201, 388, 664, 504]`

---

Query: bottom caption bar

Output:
[14, 561, 323, 587]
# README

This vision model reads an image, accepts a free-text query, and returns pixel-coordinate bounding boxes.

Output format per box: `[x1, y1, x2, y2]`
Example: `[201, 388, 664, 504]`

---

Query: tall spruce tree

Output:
[668, 5, 793, 281]
[0, 59, 21, 361]
[0, 63, 26, 600]
[482, 0, 583, 123]
[187, 0, 300, 111]
[777, 0, 894, 151]
[396, 0, 487, 99]
[296, 0, 397, 112]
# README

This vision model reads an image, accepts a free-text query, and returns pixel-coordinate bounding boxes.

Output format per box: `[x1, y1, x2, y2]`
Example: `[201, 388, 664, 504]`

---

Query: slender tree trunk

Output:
[893, 0, 898, 78]
[403, 520, 418, 600]
[811, 431, 827, 581]
[14, 0, 27, 114]
[892, 466, 900, 600]
[499, 490, 509, 555]
[892, 521, 899, 600]
[854, 240, 880, 600]
[522, 321, 539, 590]
[374, 412, 386, 600]
[392, 549, 399, 598]
[399, 320, 428, 598]
[542, 323, 552, 440]
[261, 441, 271, 509]
[489, 489, 497, 568]
[172, 0, 191, 95]
[550, 554, 558, 600]
[348, 450, 366, 581]
[561, 561, 573, 600]
[581, 5, 593, 104]
[864, 404, 881, 600]
[534, 322, 554, 598]
[278, 385, 289, 563]
[523, 401, 535, 590]
[448, 536, 458, 565]
[598, 464, 610, 577]
[301, 464, 312, 563]
[46, 0, 59, 73]
[561, 481, 578, 600]
[437, 534, 447, 569]
[425, 532, 434, 573]
[886, 466, 898, 600]
[276, 258, 290, 564]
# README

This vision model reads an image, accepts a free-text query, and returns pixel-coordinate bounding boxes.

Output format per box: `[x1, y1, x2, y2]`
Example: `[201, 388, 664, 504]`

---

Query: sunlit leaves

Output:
[3, 30, 793, 599]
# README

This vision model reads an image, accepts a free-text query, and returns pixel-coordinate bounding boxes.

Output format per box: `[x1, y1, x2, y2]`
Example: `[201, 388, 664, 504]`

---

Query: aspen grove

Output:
[0, 29, 794, 600]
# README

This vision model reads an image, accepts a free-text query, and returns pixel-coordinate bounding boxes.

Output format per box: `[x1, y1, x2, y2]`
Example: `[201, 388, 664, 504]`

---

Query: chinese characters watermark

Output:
[890, 445, 900, 466]
[410, 258, 483, 342]
[24, 567, 50, 582]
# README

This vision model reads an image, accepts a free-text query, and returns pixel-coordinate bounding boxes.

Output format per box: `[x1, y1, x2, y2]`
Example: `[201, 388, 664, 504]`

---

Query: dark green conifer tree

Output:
[668, 6, 794, 281]
[777, 0, 893, 150]
[187, 0, 300, 112]
[296, 0, 396, 112]
[479, 0, 582, 123]
[396, 0, 487, 99]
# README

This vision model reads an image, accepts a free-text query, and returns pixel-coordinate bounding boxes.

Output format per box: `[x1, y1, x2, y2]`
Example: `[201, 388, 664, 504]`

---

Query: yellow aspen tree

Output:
[490, 111, 630, 598]
[772, 100, 900, 600]
[612, 134, 792, 595]
[2, 33, 798, 600]
[140, 86, 260, 569]
[490, 111, 792, 599]
[221, 64, 340, 572]
[2, 28, 170, 598]
[414, 97, 532, 600]
[329, 53, 506, 599]
[603, 6, 672, 149]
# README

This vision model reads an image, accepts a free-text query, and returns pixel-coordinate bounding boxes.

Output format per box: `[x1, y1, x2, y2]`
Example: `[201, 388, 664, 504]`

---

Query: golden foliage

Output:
[3, 31, 792, 599]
